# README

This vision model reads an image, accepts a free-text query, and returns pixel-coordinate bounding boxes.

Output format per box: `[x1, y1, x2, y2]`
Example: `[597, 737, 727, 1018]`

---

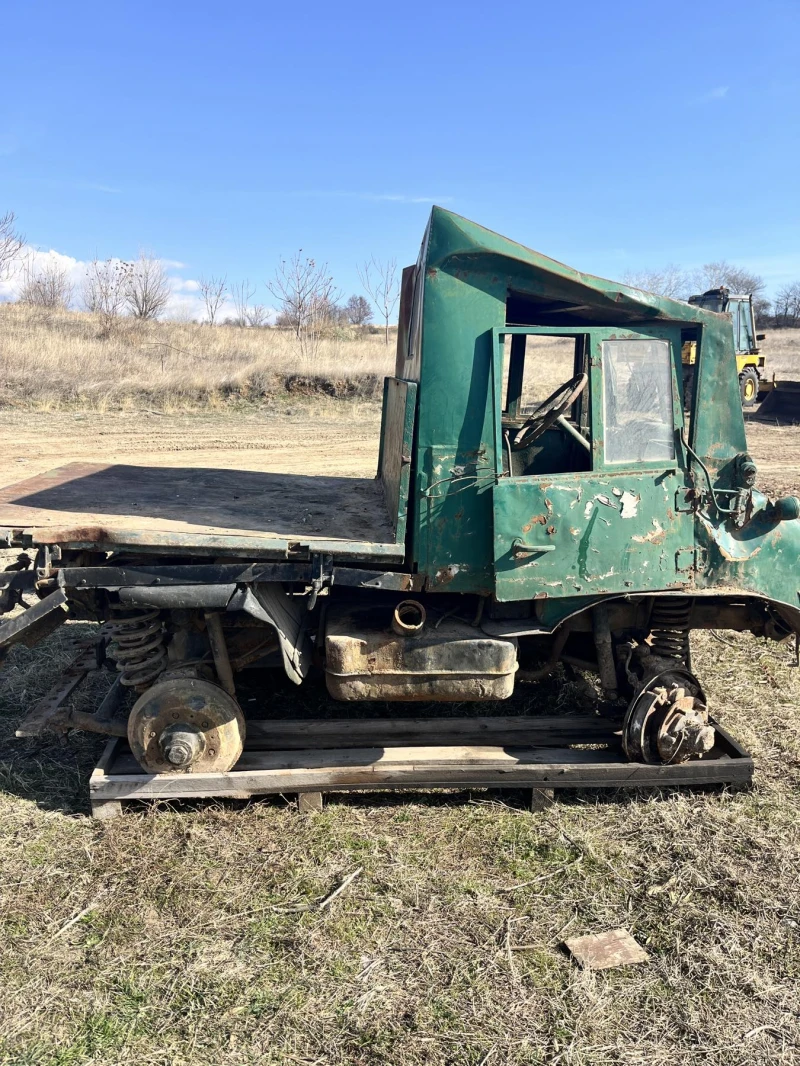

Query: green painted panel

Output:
[493, 471, 693, 602]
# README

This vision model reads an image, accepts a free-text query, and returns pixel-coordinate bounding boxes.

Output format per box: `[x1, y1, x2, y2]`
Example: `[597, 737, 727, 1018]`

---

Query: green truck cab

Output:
[2, 208, 798, 775]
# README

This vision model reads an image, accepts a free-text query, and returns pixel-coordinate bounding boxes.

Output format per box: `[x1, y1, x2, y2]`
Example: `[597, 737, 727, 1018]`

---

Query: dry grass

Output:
[1, 623, 800, 1065]
[0, 304, 395, 411]
[759, 329, 800, 380]
[3, 304, 799, 416]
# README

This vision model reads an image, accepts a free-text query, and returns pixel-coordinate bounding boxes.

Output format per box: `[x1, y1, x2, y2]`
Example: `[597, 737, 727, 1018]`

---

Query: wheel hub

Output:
[623, 669, 714, 764]
[127, 677, 245, 774]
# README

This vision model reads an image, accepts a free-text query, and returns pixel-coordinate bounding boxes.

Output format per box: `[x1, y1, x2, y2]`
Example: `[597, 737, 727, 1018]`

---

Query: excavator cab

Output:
[682, 287, 767, 407]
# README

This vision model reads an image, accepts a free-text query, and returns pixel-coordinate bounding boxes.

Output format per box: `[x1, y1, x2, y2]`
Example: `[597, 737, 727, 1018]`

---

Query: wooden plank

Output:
[91, 798, 123, 820]
[377, 378, 416, 542]
[242, 714, 622, 750]
[91, 741, 753, 802]
[297, 791, 324, 813]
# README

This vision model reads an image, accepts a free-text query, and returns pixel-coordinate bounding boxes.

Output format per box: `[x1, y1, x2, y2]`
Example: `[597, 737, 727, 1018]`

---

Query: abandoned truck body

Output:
[1, 207, 798, 779]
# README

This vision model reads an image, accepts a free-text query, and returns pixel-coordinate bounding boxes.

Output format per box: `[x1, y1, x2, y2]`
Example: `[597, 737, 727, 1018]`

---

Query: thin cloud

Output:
[78, 182, 122, 194]
[698, 85, 729, 102]
[364, 193, 454, 204]
[288, 190, 453, 205]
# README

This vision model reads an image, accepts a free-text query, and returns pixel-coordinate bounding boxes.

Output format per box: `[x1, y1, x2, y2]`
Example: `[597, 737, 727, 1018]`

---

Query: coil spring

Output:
[649, 597, 692, 662]
[107, 606, 167, 689]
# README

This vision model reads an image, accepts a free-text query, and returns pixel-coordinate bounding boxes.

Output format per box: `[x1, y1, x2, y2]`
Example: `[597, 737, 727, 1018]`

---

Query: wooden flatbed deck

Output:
[0, 463, 402, 559]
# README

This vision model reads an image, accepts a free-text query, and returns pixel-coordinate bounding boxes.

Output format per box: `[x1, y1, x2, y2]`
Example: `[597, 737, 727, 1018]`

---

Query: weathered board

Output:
[88, 717, 752, 817]
[377, 378, 416, 541]
[0, 463, 402, 558]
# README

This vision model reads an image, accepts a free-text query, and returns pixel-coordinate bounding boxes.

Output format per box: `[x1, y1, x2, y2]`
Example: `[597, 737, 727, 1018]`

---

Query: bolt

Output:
[208, 749, 216, 757]
[149, 730, 156, 739]
[202, 720, 210, 729]
[172, 712, 179, 720]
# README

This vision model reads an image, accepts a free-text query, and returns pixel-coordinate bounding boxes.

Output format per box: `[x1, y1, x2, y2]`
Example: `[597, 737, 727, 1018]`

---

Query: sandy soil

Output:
[0, 405, 797, 497]
[0, 405, 383, 490]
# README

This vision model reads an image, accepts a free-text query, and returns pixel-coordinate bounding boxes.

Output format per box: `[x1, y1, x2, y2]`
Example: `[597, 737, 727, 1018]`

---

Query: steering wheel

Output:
[512, 372, 589, 451]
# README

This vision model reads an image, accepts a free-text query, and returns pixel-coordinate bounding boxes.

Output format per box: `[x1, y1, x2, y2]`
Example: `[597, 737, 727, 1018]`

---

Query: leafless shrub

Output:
[231, 279, 265, 328]
[0, 211, 24, 283]
[268, 252, 340, 360]
[245, 304, 267, 328]
[18, 255, 74, 310]
[358, 257, 399, 345]
[126, 251, 171, 320]
[83, 258, 133, 336]
[199, 275, 227, 325]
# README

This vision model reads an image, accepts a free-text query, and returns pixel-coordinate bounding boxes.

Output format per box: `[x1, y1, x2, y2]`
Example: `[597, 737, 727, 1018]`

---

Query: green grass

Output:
[2, 618, 800, 1064]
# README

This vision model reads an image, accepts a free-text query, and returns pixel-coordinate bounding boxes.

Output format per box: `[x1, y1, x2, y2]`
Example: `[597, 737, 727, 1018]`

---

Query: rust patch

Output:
[522, 514, 548, 533]
[434, 563, 467, 585]
[632, 520, 667, 546]
[546, 525, 556, 536]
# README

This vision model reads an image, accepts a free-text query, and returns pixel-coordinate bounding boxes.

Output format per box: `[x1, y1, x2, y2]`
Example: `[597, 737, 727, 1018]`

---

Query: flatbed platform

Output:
[0, 462, 402, 559]
[88, 714, 753, 818]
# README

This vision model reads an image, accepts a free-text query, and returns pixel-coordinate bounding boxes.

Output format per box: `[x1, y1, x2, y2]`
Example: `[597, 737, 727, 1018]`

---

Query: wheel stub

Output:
[127, 677, 245, 774]
[623, 669, 714, 765]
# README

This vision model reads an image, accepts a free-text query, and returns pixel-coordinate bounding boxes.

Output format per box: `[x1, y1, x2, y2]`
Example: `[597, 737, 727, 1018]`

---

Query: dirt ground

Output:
[0, 404, 796, 492]
[0, 404, 384, 489]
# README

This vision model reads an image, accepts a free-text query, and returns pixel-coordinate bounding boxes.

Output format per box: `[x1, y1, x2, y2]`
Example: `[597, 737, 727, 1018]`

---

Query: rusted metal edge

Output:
[5, 526, 405, 561]
[0, 588, 67, 649]
[59, 563, 422, 593]
[14, 642, 104, 737]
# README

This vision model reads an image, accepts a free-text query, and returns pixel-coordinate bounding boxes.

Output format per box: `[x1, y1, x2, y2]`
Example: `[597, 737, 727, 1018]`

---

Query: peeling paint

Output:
[632, 519, 666, 545]
[619, 491, 640, 519]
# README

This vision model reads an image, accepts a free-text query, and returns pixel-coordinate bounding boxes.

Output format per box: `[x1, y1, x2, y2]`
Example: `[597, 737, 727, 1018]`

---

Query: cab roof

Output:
[424, 206, 714, 329]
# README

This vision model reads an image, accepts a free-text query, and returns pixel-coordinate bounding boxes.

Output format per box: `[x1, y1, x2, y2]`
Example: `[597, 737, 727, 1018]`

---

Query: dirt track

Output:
[0, 402, 797, 503]
[0, 407, 797, 497]
[0, 406, 383, 489]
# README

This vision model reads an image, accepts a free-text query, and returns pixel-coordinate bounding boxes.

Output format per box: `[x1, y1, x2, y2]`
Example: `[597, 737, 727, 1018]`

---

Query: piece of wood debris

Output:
[565, 928, 649, 970]
[318, 866, 363, 910]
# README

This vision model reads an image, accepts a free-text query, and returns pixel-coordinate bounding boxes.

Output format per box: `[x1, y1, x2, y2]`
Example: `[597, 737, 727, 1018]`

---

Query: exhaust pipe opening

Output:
[392, 600, 426, 637]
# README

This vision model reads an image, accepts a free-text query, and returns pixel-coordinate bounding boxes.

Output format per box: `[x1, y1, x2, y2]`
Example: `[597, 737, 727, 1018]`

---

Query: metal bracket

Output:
[308, 553, 334, 610]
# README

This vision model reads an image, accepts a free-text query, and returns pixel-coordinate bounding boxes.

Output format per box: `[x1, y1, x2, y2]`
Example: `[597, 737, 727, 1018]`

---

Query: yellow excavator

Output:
[682, 288, 768, 407]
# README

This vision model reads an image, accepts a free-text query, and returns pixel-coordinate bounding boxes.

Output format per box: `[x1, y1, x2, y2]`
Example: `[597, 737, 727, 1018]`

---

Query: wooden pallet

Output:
[88, 714, 753, 819]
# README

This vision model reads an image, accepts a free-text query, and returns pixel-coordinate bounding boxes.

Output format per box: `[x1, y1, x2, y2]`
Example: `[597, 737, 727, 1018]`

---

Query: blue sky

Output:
[2, 0, 799, 314]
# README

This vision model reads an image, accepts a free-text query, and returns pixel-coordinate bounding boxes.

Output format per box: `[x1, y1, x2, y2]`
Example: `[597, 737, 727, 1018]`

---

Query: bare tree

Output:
[268, 252, 339, 360]
[199, 275, 227, 325]
[83, 258, 133, 335]
[692, 261, 765, 296]
[774, 282, 800, 328]
[18, 255, 74, 309]
[126, 251, 171, 320]
[0, 211, 24, 283]
[358, 257, 399, 345]
[231, 279, 257, 327]
[345, 294, 372, 326]
[623, 264, 690, 299]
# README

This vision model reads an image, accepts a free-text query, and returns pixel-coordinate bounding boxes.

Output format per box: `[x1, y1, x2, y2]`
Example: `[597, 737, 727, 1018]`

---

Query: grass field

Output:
[1, 309, 800, 1063]
[1, 404, 800, 1064]
[0, 305, 394, 411]
[1, 623, 800, 1065]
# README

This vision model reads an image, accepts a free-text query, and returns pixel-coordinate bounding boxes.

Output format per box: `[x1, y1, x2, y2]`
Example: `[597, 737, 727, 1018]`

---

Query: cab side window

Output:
[500, 333, 590, 476]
